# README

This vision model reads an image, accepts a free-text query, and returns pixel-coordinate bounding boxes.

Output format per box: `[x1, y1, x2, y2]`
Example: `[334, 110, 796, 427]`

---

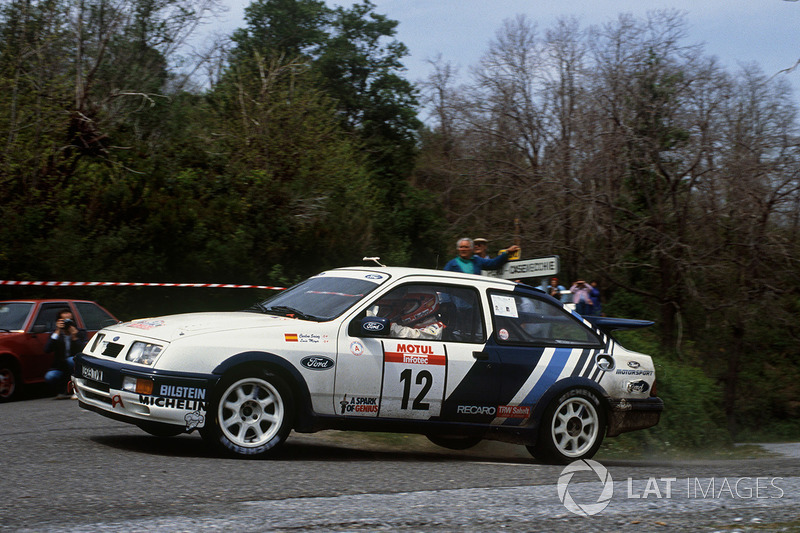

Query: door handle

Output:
[473, 351, 488, 360]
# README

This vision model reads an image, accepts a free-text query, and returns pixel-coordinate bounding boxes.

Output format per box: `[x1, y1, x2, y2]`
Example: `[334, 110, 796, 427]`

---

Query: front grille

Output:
[75, 377, 112, 405]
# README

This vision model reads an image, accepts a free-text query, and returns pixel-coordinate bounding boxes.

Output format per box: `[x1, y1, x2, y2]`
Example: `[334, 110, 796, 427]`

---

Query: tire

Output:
[201, 370, 293, 458]
[426, 434, 482, 450]
[0, 358, 21, 403]
[529, 388, 606, 464]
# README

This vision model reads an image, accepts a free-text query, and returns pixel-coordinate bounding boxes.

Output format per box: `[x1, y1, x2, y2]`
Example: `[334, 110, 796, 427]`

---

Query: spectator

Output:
[570, 280, 594, 316]
[443, 237, 519, 275]
[545, 277, 569, 303]
[44, 309, 86, 399]
[588, 281, 602, 316]
[473, 238, 490, 258]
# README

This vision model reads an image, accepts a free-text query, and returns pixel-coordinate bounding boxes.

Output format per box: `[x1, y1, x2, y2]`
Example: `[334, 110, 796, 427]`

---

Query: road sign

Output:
[482, 255, 560, 280]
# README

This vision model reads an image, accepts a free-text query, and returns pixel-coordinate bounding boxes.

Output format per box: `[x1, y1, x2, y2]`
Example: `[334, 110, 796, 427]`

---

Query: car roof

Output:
[330, 266, 521, 289]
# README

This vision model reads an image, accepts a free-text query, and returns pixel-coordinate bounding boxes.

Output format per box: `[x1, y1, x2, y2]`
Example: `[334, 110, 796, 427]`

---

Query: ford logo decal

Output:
[300, 356, 335, 370]
[627, 361, 641, 369]
[363, 321, 385, 331]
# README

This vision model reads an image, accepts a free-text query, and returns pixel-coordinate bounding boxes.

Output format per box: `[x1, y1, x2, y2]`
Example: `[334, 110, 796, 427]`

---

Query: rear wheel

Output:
[201, 370, 293, 457]
[0, 358, 21, 403]
[529, 388, 606, 464]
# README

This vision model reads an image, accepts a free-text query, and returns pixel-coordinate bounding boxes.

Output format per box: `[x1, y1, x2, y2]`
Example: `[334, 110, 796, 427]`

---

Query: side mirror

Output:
[359, 316, 390, 337]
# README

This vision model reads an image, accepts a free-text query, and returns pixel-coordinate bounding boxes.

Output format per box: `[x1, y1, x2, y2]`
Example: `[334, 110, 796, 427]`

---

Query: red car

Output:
[0, 299, 118, 401]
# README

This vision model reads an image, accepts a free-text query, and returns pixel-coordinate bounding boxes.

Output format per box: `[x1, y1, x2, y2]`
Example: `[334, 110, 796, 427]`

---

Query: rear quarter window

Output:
[489, 290, 602, 348]
[75, 302, 117, 331]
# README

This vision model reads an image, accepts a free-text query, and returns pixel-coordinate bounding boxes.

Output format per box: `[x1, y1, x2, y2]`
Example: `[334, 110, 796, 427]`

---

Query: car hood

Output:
[105, 312, 299, 342]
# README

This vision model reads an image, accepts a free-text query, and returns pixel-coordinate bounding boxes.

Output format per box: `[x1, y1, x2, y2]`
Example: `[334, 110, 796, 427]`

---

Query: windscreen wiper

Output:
[264, 305, 321, 321]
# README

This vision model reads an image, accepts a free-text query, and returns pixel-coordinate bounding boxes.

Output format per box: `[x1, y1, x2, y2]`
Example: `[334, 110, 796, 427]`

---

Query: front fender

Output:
[530, 376, 611, 431]
[212, 351, 315, 430]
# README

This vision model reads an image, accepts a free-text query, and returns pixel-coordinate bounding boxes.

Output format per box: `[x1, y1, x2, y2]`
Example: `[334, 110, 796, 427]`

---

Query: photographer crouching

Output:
[45, 309, 87, 399]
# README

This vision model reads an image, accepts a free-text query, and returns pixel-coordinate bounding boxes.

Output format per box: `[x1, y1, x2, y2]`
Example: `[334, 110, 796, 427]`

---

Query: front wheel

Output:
[201, 371, 293, 458]
[0, 359, 21, 403]
[529, 388, 606, 464]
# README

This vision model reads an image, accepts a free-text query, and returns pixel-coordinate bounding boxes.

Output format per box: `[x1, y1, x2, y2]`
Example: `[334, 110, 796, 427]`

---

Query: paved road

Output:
[2, 397, 799, 532]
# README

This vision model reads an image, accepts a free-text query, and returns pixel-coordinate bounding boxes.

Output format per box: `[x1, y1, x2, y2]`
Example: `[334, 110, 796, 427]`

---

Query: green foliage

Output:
[602, 357, 731, 456]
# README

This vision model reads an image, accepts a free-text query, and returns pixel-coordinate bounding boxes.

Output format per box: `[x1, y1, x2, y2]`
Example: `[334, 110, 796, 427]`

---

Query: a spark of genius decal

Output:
[380, 341, 446, 419]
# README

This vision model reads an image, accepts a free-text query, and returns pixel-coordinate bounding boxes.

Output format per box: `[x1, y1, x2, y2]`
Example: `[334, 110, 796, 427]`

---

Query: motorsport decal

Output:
[138, 395, 207, 410]
[615, 369, 654, 376]
[185, 411, 204, 430]
[350, 341, 365, 356]
[491, 294, 518, 318]
[157, 385, 207, 399]
[339, 395, 379, 414]
[300, 356, 335, 370]
[380, 341, 447, 419]
[456, 405, 531, 418]
[285, 333, 330, 343]
[497, 405, 531, 418]
[138, 385, 208, 410]
[457, 405, 496, 415]
[626, 380, 650, 394]
[126, 319, 166, 330]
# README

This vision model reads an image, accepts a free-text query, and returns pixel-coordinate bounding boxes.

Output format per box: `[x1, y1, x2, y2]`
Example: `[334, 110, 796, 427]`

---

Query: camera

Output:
[62, 318, 76, 329]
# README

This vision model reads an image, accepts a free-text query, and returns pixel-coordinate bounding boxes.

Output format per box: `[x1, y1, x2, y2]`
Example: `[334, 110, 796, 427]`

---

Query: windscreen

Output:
[255, 275, 384, 321]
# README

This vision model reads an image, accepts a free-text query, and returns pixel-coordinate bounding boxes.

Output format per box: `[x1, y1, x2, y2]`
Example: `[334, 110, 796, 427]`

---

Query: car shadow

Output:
[88, 433, 541, 464]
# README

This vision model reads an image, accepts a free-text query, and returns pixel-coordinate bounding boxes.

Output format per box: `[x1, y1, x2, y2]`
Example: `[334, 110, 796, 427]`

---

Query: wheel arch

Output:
[530, 377, 611, 435]
[212, 351, 315, 429]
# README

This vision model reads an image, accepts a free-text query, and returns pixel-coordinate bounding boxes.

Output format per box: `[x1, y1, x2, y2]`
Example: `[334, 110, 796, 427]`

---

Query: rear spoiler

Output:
[583, 316, 654, 335]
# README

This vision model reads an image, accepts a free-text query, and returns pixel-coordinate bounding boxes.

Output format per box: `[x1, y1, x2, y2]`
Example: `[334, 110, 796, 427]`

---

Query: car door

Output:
[335, 282, 499, 422]
[483, 289, 606, 425]
[23, 302, 70, 382]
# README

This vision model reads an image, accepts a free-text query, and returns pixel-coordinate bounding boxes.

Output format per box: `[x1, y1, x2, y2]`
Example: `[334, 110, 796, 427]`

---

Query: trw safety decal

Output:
[380, 341, 447, 419]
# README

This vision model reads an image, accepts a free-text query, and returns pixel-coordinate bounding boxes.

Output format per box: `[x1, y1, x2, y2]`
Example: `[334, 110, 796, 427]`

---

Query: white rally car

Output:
[73, 267, 662, 463]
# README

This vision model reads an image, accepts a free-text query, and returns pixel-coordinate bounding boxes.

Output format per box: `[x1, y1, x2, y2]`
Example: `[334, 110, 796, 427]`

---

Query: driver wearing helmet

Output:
[370, 289, 446, 340]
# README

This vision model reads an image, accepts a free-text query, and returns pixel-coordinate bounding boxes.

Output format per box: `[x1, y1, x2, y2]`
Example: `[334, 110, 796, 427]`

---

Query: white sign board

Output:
[482, 255, 560, 280]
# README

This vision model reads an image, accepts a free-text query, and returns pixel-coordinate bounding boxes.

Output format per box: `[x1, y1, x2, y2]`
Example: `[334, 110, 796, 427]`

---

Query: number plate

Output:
[81, 365, 104, 383]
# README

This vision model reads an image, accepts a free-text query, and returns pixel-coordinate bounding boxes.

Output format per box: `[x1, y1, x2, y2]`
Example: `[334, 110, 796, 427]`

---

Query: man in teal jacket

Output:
[443, 237, 520, 274]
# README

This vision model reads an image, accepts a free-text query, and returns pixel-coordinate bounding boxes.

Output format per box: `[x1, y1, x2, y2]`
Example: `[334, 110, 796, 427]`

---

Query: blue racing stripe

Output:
[520, 347, 574, 405]
[502, 347, 574, 426]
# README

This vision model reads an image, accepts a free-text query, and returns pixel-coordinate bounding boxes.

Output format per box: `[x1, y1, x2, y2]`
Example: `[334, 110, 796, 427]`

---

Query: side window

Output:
[489, 291, 602, 347]
[32, 303, 70, 332]
[366, 284, 485, 343]
[75, 302, 117, 331]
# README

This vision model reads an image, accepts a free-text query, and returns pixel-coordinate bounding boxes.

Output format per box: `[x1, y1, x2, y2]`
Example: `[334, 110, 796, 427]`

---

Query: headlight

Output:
[126, 342, 163, 365]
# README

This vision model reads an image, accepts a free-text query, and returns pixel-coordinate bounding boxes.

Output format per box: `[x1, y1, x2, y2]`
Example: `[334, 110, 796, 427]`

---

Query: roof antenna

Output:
[363, 257, 386, 267]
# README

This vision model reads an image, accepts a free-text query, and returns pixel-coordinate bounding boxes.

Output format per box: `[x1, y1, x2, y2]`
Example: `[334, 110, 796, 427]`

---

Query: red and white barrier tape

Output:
[0, 280, 285, 290]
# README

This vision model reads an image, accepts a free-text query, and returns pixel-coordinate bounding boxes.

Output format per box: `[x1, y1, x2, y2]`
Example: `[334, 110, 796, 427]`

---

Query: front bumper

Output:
[73, 353, 219, 432]
[606, 396, 664, 437]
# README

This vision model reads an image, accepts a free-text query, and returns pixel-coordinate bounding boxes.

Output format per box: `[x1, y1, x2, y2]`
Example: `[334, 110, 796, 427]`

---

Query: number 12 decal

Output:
[381, 341, 446, 419]
[400, 369, 432, 410]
